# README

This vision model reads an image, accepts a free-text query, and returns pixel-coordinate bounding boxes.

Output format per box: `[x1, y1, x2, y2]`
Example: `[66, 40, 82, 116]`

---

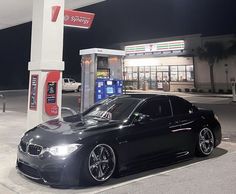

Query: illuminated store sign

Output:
[125, 40, 185, 54]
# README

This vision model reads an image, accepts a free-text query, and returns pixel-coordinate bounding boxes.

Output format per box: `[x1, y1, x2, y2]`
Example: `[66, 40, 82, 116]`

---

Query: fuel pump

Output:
[95, 79, 123, 102]
[80, 48, 125, 111]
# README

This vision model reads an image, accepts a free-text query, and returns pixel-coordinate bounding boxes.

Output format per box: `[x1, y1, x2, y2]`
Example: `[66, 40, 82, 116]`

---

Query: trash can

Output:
[231, 78, 236, 102]
[143, 81, 149, 91]
[163, 81, 170, 92]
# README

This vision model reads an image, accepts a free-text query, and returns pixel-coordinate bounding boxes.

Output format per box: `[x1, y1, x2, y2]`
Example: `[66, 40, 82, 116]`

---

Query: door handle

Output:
[169, 121, 182, 128]
[171, 128, 192, 133]
[168, 120, 180, 125]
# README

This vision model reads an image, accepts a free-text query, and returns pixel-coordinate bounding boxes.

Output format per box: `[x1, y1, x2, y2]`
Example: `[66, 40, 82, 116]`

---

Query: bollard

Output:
[0, 93, 6, 112]
[231, 79, 236, 102]
[77, 94, 82, 112]
[232, 84, 236, 102]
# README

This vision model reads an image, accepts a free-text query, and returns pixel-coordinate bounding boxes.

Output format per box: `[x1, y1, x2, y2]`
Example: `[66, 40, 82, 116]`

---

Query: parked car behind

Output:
[62, 78, 81, 92]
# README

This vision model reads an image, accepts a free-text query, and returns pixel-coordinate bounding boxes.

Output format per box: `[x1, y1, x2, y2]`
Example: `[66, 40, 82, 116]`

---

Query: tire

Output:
[196, 127, 215, 157]
[77, 86, 81, 92]
[79, 144, 116, 186]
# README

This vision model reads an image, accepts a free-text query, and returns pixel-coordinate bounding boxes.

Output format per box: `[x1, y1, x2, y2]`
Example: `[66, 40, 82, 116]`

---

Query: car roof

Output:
[119, 93, 170, 100]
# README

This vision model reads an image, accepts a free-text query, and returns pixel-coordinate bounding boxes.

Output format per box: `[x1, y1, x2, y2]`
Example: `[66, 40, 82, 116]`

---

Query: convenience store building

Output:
[122, 34, 236, 92]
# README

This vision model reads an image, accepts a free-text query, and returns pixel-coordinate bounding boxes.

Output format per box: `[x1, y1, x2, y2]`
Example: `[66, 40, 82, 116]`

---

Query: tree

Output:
[197, 42, 225, 93]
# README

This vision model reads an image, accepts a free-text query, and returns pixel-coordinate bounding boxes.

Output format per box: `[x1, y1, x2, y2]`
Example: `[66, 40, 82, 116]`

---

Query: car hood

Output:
[21, 115, 122, 147]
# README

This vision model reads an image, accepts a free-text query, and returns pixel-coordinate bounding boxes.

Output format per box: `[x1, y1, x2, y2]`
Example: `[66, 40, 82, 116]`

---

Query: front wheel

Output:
[196, 127, 215, 157]
[80, 144, 116, 185]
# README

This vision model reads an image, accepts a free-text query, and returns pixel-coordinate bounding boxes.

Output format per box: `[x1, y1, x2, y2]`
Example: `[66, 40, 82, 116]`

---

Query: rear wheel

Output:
[196, 127, 214, 156]
[80, 144, 116, 185]
[77, 86, 81, 92]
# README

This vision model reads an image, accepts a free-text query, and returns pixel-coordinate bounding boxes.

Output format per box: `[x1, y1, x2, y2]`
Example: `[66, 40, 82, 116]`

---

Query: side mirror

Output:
[133, 113, 150, 124]
[193, 105, 198, 110]
[189, 105, 198, 114]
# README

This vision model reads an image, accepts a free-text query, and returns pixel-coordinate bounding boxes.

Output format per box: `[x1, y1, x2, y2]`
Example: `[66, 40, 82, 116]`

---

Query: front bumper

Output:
[16, 147, 83, 186]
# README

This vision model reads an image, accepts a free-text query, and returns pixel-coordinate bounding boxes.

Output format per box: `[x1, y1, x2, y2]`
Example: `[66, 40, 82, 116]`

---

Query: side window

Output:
[64, 79, 69, 83]
[170, 97, 192, 115]
[139, 99, 171, 119]
[69, 79, 76, 83]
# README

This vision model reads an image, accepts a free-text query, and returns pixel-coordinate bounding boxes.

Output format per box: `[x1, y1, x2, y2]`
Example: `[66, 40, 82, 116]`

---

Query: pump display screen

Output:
[47, 82, 57, 104]
[29, 75, 38, 110]
[48, 82, 56, 94]
[106, 80, 113, 85]
[106, 87, 114, 94]
[97, 68, 110, 78]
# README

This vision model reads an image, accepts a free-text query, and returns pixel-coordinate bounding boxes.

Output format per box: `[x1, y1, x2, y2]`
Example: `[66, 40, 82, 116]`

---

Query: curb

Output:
[0, 89, 28, 93]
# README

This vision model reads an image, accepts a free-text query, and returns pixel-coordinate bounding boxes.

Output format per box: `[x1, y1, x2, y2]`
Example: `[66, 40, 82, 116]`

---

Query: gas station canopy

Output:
[0, 0, 105, 30]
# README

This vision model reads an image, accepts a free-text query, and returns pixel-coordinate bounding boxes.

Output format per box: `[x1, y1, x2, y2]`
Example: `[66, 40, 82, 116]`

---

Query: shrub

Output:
[185, 88, 190, 92]
[198, 89, 204, 93]
[191, 88, 197, 92]
[218, 89, 224, 94]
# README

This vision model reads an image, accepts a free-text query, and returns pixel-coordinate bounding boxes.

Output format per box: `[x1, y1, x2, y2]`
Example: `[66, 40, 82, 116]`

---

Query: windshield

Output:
[83, 97, 141, 121]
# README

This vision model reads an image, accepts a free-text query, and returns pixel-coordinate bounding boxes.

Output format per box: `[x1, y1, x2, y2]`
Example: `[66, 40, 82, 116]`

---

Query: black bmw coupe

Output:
[17, 94, 221, 186]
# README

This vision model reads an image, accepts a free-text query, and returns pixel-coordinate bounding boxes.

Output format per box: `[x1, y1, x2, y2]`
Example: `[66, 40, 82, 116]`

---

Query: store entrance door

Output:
[138, 66, 152, 90]
[157, 71, 169, 90]
[137, 66, 170, 91]
[138, 66, 150, 90]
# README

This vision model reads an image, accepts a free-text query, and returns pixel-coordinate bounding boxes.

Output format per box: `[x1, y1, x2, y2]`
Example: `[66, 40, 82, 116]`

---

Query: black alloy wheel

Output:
[80, 144, 116, 185]
[88, 144, 116, 182]
[196, 128, 215, 156]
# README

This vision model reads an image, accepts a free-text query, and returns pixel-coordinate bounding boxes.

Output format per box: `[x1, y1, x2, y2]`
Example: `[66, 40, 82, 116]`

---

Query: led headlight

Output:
[48, 144, 82, 157]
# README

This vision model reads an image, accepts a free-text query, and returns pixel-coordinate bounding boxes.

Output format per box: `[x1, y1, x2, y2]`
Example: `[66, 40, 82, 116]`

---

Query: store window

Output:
[133, 67, 138, 80]
[123, 63, 194, 90]
[170, 65, 193, 82]
[157, 66, 169, 71]
[170, 66, 178, 81]
[145, 66, 150, 80]
[151, 72, 156, 81]
[186, 65, 194, 81]
[126, 67, 133, 80]
[157, 72, 163, 81]
[178, 72, 186, 81]
[178, 66, 186, 81]
[149, 66, 156, 89]
[178, 66, 185, 71]
[139, 67, 145, 81]
[163, 72, 169, 81]
[151, 66, 157, 71]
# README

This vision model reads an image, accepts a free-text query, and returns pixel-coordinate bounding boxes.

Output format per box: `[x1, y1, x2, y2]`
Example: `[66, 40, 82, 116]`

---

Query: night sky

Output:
[0, 0, 235, 89]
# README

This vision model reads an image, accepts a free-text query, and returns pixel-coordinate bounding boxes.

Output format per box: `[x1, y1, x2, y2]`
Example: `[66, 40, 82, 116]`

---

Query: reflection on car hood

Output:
[22, 115, 122, 147]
